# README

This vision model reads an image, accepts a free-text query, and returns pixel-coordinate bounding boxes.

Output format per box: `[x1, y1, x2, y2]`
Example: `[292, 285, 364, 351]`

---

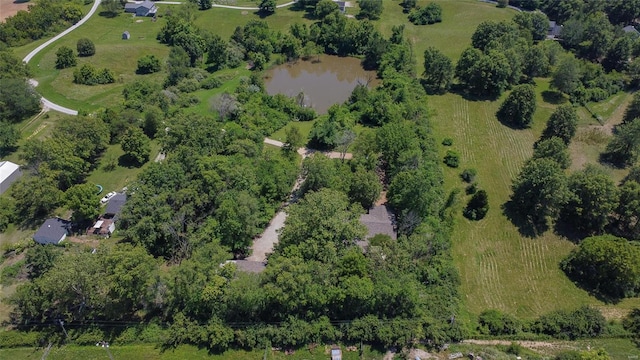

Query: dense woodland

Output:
[2, 0, 640, 358]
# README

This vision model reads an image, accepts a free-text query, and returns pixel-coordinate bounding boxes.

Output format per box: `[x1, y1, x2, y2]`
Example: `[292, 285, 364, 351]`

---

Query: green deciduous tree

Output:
[560, 166, 618, 235]
[349, 166, 381, 210]
[464, 189, 489, 220]
[25, 244, 61, 279]
[0, 123, 20, 156]
[136, 54, 161, 74]
[121, 127, 151, 166]
[624, 92, 640, 124]
[542, 104, 578, 145]
[552, 56, 582, 95]
[532, 137, 571, 169]
[562, 235, 640, 299]
[509, 158, 569, 226]
[277, 188, 366, 260]
[314, 0, 338, 19]
[216, 190, 262, 255]
[422, 47, 453, 94]
[65, 182, 100, 225]
[603, 118, 640, 167]
[496, 84, 536, 128]
[11, 175, 63, 221]
[55, 46, 76, 69]
[76, 38, 95, 57]
[197, 0, 211, 11]
[613, 180, 640, 240]
[206, 34, 227, 70]
[0, 78, 41, 123]
[408, 3, 442, 25]
[358, 0, 383, 20]
[259, 0, 276, 14]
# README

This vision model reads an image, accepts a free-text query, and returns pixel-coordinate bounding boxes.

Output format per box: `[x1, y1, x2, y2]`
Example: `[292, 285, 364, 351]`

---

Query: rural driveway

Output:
[22, 0, 103, 116]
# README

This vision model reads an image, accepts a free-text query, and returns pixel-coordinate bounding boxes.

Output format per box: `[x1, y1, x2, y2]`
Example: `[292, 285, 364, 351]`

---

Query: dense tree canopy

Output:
[0, 78, 41, 123]
[541, 104, 578, 145]
[562, 235, 640, 299]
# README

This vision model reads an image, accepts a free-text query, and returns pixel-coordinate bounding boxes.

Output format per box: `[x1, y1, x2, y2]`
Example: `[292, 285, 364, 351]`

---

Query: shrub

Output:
[55, 46, 76, 69]
[478, 309, 522, 335]
[0, 331, 43, 348]
[443, 150, 460, 168]
[531, 306, 606, 340]
[177, 78, 200, 93]
[73, 64, 115, 85]
[200, 76, 222, 89]
[441, 137, 453, 146]
[460, 168, 477, 183]
[77, 38, 95, 57]
[408, 3, 442, 25]
[136, 54, 161, 74]
[497, 0, 508, 8]
[466, 183, 477, 195]
[464, 189, 489, 220]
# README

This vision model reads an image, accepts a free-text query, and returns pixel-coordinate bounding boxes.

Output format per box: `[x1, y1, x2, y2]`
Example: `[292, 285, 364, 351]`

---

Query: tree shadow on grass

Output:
[541, 90, 567, 105]
[562, 267, 623, 304]
[98, 11, 119, 18]
[118, 154, 144, 169]
[448, 84, 500, 102]
[552, 219, 589, 244]
[502, 200, 549, 238]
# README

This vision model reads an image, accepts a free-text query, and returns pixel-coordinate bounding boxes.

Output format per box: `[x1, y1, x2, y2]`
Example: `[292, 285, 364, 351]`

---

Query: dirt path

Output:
[587, 92, 634, 136]
[264, 137, 353, 159]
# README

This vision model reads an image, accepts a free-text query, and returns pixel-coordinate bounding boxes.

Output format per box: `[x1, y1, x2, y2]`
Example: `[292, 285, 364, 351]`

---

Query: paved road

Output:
[22, 0, 102, 115]
[212, 0, 296, 10]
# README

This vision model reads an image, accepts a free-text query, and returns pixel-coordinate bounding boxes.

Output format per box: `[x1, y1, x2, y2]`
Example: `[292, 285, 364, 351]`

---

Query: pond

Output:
[264, 55, 379, 114]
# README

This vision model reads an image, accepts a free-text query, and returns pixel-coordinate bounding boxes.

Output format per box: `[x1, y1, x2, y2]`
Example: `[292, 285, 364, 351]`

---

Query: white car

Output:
[100, 191, 117, 204]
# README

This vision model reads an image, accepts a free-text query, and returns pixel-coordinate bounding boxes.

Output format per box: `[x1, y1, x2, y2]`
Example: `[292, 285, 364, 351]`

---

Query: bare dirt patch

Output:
[0, 0, 31, 22]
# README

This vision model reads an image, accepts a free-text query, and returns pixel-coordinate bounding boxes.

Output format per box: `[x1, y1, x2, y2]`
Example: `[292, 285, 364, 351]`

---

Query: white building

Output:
[0, 161, 21, 195]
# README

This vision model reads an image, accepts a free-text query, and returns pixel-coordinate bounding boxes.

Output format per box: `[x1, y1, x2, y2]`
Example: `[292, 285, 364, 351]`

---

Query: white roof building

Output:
[0, 161, 21, 195]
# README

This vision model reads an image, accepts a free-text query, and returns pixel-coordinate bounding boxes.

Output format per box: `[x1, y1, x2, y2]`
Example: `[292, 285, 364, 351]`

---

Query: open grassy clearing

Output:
[376, 0, 516, 72]
[0, 344, 384, 360]
[430, 79, 640, 320]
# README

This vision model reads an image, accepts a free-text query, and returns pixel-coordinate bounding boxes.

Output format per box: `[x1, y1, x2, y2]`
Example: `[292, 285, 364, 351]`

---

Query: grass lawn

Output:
[269, 119, 316, 143]
[85, 140, 162, 197]
[376, 0, 516, 72]
[430, 77, 640, 321]
[0, 344, 384, 360]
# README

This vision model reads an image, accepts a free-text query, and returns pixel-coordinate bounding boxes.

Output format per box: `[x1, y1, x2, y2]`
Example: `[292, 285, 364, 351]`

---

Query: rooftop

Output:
[359, 205, 396, 240]
[33, 218, 70, 245]
[105, 193, 127, 216]
[0, 161, 20, 183]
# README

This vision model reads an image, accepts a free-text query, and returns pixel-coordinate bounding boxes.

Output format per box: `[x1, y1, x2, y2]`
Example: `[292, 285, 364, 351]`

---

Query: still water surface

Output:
[265, 55, 379, 114]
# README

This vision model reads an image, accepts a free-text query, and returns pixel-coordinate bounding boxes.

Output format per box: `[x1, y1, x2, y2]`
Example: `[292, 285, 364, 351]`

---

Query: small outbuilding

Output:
[0, 160, 21, 195]
[548, 21, 563, 39]
[331, 347, 342, 360]
[34, 218, 71, 245]
[122, 31, 130, 40]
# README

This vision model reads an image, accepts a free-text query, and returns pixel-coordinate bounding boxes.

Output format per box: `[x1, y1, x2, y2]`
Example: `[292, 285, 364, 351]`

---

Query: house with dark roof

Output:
[88, 193, 127, 237]
[124, 0, 157, 17]
[34, 218, 70, 245]
[623, 25, 640, 36]
[547, 21, 563, 39]
[358, 205, 396, 250]
[105, 193, 127, 218]
[0, 160, 21, 195]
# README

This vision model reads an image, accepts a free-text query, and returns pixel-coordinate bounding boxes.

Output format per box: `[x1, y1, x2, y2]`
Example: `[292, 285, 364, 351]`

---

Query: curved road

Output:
[22, 0, 103, 115]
